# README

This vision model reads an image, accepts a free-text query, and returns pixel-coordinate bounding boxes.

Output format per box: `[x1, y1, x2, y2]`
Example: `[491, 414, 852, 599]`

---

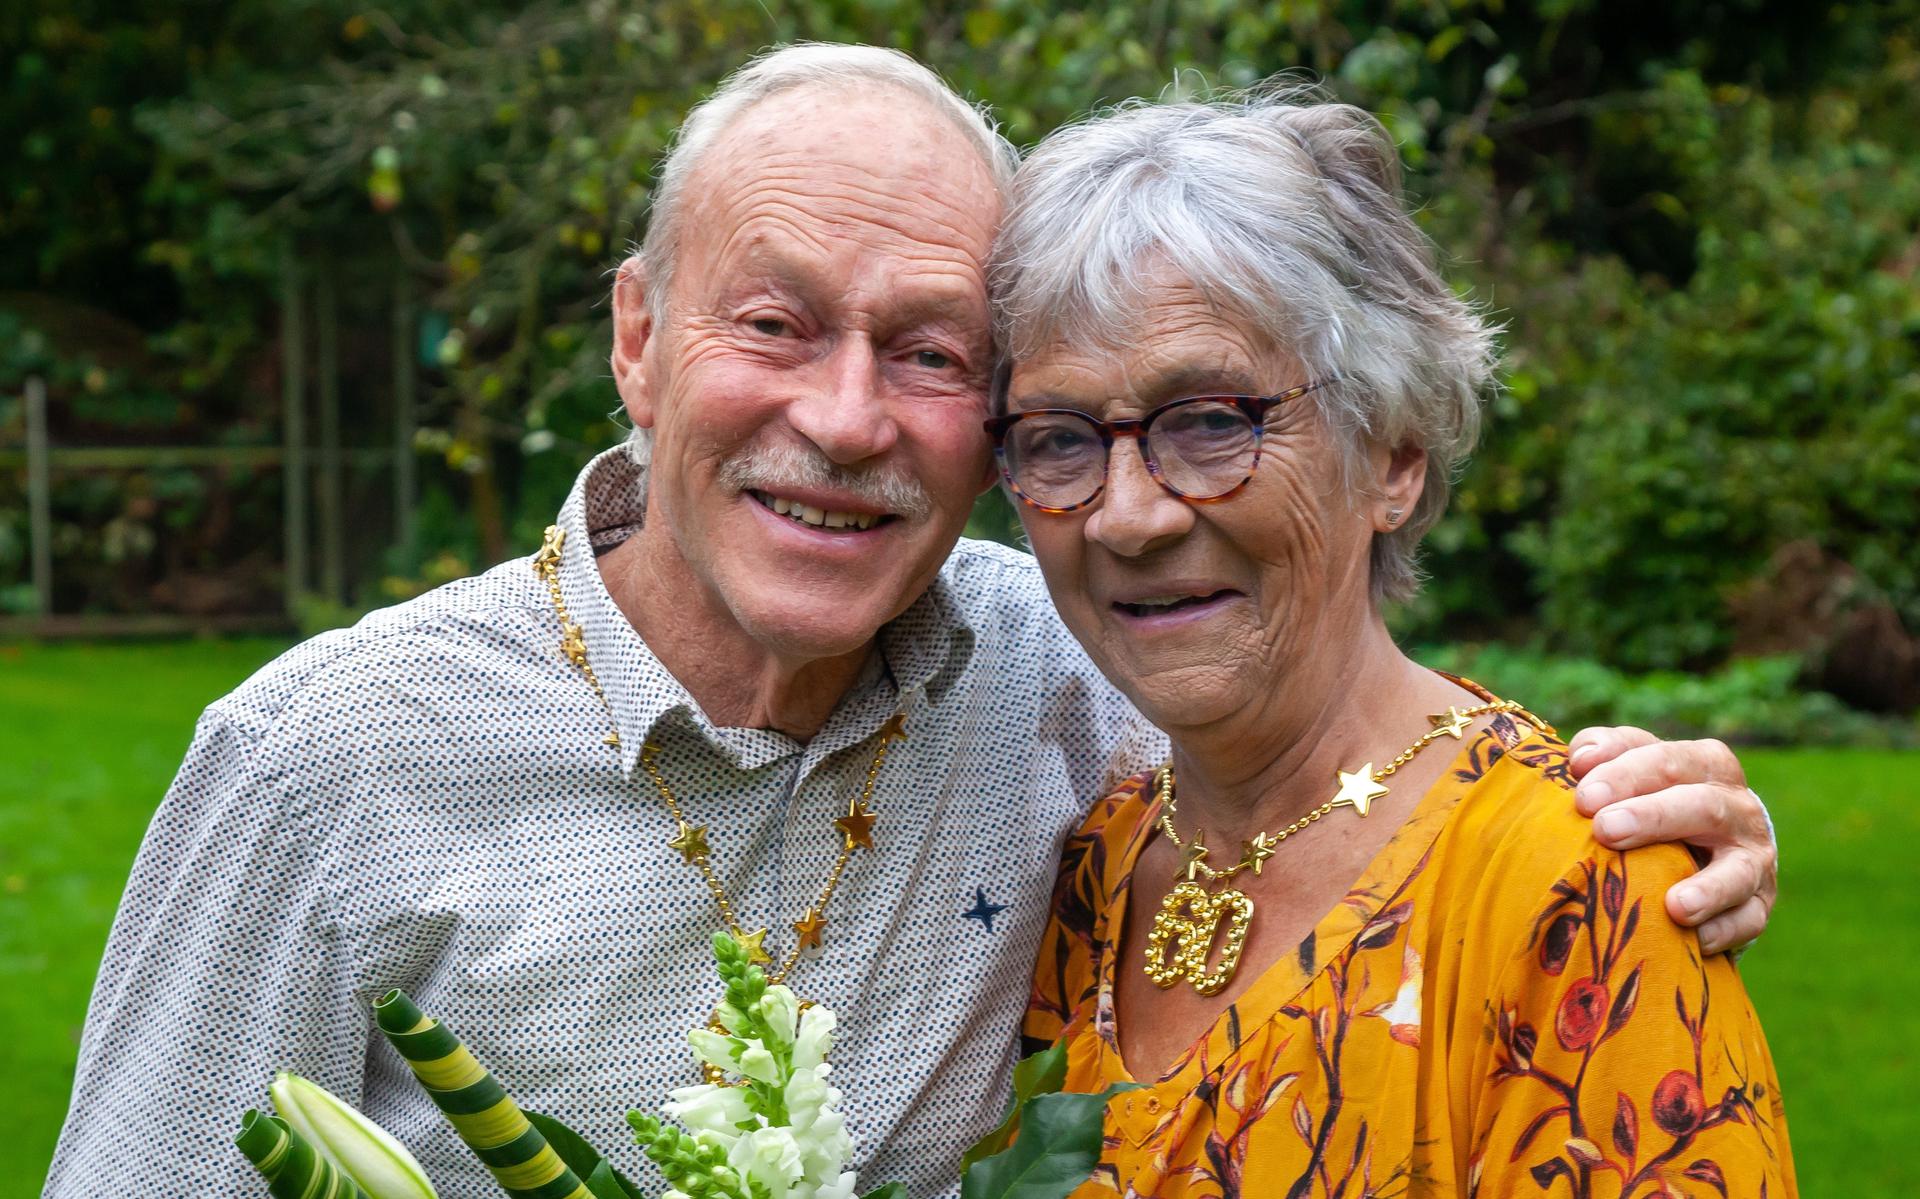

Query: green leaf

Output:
[960, 1041, 1070, 1171]
[858, 1185, 909, 1199]
[959, 1083, 1139, 1199]
[524, 1111, 641, 1199]
[585, 1159, 644, 1199]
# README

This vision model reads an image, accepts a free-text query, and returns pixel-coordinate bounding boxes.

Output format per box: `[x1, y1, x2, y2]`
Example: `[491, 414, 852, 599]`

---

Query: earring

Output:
[1386, 508, 1403, 527]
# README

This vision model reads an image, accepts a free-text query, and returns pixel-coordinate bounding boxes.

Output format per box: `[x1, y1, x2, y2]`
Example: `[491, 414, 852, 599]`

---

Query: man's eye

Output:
[750, 318, 788, 337]
[915, 349, 952, 369]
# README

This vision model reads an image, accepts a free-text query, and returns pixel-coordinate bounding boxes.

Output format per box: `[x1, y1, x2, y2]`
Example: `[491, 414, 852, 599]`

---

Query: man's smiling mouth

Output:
[749, 490, 890, 532]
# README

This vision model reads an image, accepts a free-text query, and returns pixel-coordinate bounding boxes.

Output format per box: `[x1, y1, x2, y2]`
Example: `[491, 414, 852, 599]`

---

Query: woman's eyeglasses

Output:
[983, 382, 1327, 513]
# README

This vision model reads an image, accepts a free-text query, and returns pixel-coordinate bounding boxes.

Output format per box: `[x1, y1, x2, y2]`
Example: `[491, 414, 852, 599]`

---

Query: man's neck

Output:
[596, 531, 874, 742]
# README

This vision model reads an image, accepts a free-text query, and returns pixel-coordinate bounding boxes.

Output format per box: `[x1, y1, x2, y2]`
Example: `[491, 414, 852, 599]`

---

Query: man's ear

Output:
[1372, 442, 1428, 532]
[611, 255, 657, 431]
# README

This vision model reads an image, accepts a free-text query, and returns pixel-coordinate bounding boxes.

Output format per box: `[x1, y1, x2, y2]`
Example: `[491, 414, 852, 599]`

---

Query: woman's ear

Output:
[1373, 443, 1428, 532]
[611, 256, 657, 431]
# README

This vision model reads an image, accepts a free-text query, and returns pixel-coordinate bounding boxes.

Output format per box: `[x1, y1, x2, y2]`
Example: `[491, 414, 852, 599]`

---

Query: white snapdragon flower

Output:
[813, 1173, 859, 1199]
[756, 985, 801, 1043]
[784, 1065, 853, 1189]
[663, 1083, 753, 1145]
[688, 1028, 740, 1074]
[736, 1037, 782, 1086]
[729, 1126, 805, 1198]
[793, 1004, 837, 1071]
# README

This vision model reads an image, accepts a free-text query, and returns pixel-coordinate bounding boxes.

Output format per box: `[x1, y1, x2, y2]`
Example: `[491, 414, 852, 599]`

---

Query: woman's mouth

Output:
[1112, 589, 1242, 620]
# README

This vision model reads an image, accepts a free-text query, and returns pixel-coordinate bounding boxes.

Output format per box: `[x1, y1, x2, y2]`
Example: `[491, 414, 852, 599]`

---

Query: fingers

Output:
[1589, 783, 1747, 850]
[1573, 737, 1746, 816]
[1663, 844, 1770, 928]
[1565, 725, 1660, 780]
[1694, 894, 1771, 957]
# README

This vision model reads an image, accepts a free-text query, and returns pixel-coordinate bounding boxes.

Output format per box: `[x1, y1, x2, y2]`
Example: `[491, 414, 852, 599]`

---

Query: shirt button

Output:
[1144, 1095, 1161, 1114]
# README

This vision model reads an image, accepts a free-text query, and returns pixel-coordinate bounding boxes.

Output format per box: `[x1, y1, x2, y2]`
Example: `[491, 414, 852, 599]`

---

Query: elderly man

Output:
[47, 45, 1777, 1197]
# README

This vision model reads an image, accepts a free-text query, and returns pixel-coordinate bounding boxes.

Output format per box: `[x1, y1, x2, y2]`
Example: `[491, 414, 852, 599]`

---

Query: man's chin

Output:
[725, 587, 910, 662]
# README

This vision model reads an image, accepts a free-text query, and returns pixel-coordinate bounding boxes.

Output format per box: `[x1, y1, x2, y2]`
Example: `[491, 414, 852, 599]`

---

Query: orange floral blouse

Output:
[1023, 710, 1795, 1198]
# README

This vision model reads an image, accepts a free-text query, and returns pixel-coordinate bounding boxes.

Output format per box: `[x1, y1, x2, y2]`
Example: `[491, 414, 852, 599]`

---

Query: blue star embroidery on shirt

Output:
[962, 885, 1009, 934]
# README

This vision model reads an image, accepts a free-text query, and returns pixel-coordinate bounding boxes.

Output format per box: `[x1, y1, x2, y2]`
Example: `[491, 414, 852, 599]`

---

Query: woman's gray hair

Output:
[625, 43, 1018, 467]
[990, 85, 1498, 603]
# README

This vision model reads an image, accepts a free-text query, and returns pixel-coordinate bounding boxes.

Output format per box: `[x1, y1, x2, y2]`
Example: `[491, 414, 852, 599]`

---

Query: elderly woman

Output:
[997, 92, 1795, 1195]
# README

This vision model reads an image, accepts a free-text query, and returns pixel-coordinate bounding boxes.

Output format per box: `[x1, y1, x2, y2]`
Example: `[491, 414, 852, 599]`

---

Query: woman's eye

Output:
[914, 349, 953, 370]
[750, 317, 788, 337]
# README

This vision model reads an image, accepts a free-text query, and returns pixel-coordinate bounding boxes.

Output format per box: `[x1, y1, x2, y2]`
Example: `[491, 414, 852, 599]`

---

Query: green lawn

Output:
[2, 639, 1914, 1194]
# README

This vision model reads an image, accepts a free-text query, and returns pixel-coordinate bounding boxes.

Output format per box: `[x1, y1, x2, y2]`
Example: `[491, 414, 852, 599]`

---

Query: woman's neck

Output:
[1161, 617, 1465, 854]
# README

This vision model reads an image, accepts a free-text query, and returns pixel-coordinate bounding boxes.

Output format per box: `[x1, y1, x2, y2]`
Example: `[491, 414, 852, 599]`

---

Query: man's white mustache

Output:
[718, 441, 933, 522]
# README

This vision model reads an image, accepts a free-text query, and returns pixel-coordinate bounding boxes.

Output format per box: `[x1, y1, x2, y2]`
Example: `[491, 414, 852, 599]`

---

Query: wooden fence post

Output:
[392, 269, 417, 554]
[25, 376, 53, 619]
[316, 264, 345, 605]
[282, 240, 308, 620]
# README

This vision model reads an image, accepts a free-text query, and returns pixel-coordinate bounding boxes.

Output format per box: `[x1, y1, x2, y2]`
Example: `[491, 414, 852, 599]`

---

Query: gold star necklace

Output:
[1145, 699, 1527, 996]
[532, 524, 905, 986]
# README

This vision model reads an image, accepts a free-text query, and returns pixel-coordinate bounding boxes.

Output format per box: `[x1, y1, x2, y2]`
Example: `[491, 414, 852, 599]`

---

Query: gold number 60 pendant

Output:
[1144, 881, 1255, 996]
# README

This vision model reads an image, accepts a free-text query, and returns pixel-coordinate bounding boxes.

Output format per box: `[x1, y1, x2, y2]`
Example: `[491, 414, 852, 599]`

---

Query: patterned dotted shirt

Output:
[45, 448, 1162, 1198]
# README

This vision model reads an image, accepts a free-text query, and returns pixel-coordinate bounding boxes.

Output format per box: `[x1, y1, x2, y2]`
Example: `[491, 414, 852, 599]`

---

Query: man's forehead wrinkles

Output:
[715, 167, 994, 249]
[703, 191, 989, 295]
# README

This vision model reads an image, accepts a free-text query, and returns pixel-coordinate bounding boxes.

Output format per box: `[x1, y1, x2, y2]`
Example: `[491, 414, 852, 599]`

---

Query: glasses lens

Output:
[1149, 400, 1258, 499]
[1003, 412, 1105, 509]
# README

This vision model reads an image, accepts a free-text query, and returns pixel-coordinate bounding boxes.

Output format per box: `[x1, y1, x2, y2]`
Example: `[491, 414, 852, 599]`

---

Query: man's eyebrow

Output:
[715, 248, 816, 303]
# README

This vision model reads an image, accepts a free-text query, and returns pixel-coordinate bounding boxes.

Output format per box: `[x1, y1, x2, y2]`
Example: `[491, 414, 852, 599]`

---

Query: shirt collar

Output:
[549, 446, 974, 775]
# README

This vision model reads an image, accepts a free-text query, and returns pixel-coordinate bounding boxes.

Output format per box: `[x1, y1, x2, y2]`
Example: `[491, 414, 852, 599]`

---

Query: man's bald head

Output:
[639, 43, 1017, 321]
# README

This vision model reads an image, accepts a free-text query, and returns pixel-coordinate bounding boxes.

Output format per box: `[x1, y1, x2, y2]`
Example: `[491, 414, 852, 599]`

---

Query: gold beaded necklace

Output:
[1144, 700, 1526, 997]
[531, 524, 904, 986]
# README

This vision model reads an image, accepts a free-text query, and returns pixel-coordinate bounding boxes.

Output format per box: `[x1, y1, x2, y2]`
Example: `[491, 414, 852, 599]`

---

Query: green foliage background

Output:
[4, 0, 1918, 677]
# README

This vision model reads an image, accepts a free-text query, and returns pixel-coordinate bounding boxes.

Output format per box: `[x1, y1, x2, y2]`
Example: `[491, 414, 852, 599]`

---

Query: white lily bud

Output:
[269, 1071, 438, 1199]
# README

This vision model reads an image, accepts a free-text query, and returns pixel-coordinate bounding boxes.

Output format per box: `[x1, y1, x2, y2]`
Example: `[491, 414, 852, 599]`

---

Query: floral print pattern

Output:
[1024, 704, 1795, 1198]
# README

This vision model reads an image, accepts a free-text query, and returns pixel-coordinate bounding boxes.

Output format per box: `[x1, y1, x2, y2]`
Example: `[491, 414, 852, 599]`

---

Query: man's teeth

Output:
[760, 493, 880, 531]
[1134, 595, 1196, 608]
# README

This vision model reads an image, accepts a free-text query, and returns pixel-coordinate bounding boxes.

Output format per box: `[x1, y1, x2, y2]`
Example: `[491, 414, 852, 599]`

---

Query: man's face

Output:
[614, 87, 1001, 663]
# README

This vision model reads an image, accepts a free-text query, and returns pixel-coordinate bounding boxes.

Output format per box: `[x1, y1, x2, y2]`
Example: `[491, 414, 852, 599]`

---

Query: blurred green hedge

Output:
[4, 1, 1917, 690]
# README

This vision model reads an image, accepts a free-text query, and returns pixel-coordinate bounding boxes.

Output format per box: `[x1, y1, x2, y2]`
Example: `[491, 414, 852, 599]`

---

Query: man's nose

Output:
[1084, 435, 1193, 556]
[785, 337, 899, 464]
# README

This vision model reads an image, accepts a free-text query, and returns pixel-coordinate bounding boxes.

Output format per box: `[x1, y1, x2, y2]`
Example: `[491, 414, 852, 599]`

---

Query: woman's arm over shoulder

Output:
[1021, 773, 1155, 1052]
[1467, 832, 1796, 1197]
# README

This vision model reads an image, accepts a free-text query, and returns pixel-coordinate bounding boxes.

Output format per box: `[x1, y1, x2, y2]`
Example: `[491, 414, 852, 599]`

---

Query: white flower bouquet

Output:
[232, 933, 1133, 1199]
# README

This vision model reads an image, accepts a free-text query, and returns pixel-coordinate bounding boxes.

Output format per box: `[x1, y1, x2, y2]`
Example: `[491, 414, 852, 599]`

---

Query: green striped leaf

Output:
[234, 1108, 373, 1199]
[374, 989, 594, 1199]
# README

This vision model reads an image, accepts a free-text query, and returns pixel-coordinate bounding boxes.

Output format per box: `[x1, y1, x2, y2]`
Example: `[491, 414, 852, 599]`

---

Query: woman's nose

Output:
[785, 338, 900, 464]
[1084, 434, 1193, 556]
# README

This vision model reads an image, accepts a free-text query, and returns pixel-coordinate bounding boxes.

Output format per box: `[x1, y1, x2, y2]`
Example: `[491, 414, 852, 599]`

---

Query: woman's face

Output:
[1007, 278, 1401, 731]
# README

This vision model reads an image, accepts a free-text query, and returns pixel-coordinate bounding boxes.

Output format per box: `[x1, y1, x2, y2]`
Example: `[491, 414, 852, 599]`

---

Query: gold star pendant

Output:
[1332, 765, 1390, 817]
[533, 525, 566, 574]
[835, 801, 878, 851]
[1182, 833, 1211, 881]
[667, 821, 710, 863]
[1428, 706, 1474, 739]
[560, 620, 588, 668]
[792, 908, 827, 952]
[1240, 831, 1278, 876]
[878, 712, 909, 743]
[734, 927, 772, 966]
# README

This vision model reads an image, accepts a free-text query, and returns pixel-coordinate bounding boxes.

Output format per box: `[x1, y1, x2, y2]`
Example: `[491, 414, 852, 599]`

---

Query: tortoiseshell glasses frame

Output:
[982, 381, 1328, 514]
